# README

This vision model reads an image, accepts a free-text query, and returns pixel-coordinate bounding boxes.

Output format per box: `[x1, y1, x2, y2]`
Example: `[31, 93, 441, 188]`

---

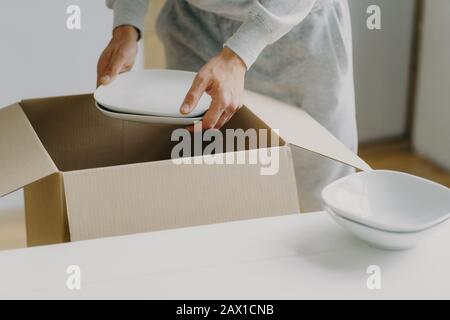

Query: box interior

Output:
[20, 94, 284, 173]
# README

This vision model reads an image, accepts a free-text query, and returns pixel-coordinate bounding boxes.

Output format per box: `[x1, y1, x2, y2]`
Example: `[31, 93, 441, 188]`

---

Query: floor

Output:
[359, 139, 450, 187]
[0, 190, 26, 251]
[0, 139, 449, 251]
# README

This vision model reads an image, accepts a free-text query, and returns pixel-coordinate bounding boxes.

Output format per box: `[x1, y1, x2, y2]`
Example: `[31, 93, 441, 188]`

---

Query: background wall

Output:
[349, 0, 416, 142]
[413, 0, 450, 171]
[0, 0, 144, 108]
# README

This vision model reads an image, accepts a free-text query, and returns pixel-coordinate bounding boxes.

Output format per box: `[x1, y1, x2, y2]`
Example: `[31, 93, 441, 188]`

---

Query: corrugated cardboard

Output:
[63, 147, 297, 241]
[24, 173, 69, 246]
[243, 91, 371, 171]
[0, 104, 57, 197]
[0, 92, 371, 246]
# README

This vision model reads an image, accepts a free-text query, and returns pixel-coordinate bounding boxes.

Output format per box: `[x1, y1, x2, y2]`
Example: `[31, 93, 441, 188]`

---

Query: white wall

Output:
[349, 0, 416, 142]
[413, 0, 450, 170]
[0, 0, 143, 107]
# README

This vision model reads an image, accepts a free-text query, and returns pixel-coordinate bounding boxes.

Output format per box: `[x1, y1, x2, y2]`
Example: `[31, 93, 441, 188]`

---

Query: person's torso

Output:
[186, 0, 334, 21]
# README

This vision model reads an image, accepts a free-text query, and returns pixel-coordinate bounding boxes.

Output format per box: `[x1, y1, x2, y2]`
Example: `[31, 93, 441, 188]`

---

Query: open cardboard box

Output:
[0, 91, 371, 247]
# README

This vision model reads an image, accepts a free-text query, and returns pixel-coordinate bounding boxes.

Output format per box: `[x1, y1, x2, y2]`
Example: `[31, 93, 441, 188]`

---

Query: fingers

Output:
[202, 99, 240, 130]
[97, 30, 138, 87]
[97, 49, 113, 87]
[201, 97, 225, 129]
[100, 51, 128, 85]
[185, 104, 238, 132]
[183, 111, 220, 133]
[180, 73, 208, 114]
[186, 121, 202, 133]
[214, 107, 235, 129]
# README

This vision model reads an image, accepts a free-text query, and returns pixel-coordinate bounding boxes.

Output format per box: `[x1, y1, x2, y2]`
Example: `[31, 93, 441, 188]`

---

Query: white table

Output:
[0, 212, 449, 299]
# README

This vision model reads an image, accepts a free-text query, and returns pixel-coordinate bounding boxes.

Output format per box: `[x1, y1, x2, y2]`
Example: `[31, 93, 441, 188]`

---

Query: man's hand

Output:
[181, 48, 247, 130]
[97, 25, 139, 87]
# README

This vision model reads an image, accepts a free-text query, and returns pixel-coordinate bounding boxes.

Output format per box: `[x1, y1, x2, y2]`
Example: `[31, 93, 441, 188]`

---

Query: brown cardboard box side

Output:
[24, 173, 69, 246]
[63, 146, 298, 241]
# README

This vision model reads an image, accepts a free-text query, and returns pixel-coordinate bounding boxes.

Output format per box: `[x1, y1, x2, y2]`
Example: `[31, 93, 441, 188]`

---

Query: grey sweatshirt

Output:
[106, 0, 320, 68]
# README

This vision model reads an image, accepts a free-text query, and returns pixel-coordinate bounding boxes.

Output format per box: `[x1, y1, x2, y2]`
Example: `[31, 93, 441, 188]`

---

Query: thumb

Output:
[180, 73, 208, 114]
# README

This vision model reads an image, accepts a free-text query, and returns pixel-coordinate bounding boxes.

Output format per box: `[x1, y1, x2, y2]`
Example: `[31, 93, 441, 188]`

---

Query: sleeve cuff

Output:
[224, 13, 273, 69]
[110, 0, 149, 39]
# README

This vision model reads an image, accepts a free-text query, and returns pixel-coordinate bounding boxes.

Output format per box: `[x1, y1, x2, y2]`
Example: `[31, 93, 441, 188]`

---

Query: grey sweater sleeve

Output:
[224, 0, 318, 69]
[106, 0, 150, 36]
[106, 0, 317, 69]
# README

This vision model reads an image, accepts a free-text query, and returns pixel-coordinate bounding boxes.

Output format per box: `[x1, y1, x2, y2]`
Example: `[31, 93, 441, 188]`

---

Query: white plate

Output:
[95, 102, 203, 125]
[321, 170, 450, 233]
[94, 69, 211, 118]
[324, 205, 434, 250]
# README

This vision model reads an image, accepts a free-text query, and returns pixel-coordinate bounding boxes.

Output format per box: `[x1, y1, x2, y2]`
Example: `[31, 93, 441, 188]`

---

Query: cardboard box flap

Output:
[0, 103, 58, 197]
[243, 91, 372, 171]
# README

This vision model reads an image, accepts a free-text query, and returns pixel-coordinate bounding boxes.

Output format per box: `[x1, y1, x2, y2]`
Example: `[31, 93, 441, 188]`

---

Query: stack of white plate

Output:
[94, 69, 211, 125]
[321, 170, 450, 250]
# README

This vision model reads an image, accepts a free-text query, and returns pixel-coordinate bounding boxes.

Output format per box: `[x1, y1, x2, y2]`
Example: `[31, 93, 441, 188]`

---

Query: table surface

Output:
[0, 207, 449, 299]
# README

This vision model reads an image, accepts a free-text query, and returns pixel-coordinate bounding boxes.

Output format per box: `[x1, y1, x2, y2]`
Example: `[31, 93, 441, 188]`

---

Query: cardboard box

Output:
[0, 91, 370, 246]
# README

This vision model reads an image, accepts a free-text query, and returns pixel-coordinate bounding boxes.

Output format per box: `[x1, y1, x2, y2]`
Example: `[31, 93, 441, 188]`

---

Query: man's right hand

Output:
[97, 25, 139, 87]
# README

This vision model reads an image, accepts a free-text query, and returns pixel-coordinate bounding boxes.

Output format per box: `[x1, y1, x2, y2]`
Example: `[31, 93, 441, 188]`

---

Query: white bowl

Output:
[324, 205, 435, 250]
[321, 170, 450, 233]
[95, 103, 203, 125]
[94, 69, 211, 118]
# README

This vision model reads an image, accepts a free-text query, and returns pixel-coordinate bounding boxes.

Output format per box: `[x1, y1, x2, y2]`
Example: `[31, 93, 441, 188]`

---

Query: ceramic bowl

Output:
[324, 205, 436, 250]
[321, 170, 450, 233]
